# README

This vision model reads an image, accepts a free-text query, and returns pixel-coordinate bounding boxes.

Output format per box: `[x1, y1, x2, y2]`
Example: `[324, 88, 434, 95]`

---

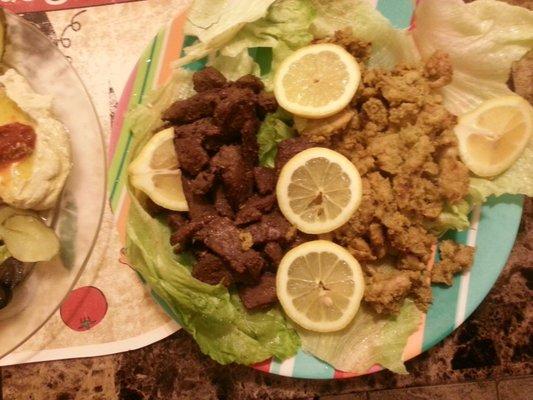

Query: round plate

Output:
[0, 13, 106, 358]
[109, 2, 523, 379]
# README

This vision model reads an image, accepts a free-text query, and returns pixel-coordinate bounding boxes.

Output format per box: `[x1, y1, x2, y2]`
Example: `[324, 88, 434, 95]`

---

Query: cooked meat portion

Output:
[211, 145, 254, 209]
[238, 273, 278, 310]
[423, 50, 453, 89]
[432, 240, 475, 285]
[214, 185, 234, 219]
[192, 252, 234, 287]
[193, 67, 227, 92]
[263, 242, 283, 266]
[182, 178, 218, 221]
[213, 87, 257, 136]
[235, 194, 276, 226]
[163, 68, 312, 310]
[234, 74, 264, 93]
[163, 91, 216, 123]
[256, 92, 278, 117]
[301, 32, 473, 314]
[275, 137, 313, 175]
[241, 116, 260, 166]
[246, 211, 295, 245]
[189, 169, 216, 195]
[167, 213, 188, 231]
[170, 216, 212, 250]
[316, 28, 371, 62]
[195, 217, 265, 282]
[254, 166, 276, 195]
[174, 132, 209, 176]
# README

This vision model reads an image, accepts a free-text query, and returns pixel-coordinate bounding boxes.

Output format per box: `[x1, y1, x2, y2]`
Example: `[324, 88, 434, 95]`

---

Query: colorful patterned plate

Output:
[108, 1, 523, 379]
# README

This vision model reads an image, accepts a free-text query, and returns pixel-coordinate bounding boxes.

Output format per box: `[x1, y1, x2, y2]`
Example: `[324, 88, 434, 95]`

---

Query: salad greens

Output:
[298, 300, 421, 374]
[310, 0, 418, 69]
[127, 61, 300, 366]
[127, 195, 300, 365]
[413, 0, 533, 200]
[413, 0, 533, 116]
[125, 0, 532, 373]
[257, 109, 295, 168]
[180, 0, 315, 87]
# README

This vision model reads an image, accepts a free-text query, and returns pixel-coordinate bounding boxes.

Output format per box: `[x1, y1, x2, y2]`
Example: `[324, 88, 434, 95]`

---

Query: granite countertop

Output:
[1, 198, 531, 400]
[1, 1, 532, 398]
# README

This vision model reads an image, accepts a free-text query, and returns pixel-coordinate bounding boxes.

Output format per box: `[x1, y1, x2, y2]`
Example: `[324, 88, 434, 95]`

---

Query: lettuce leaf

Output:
[298, 300, 422, 374]
[126, 194, 300, 365]
[126, 68, 300, 366]
[178, 0, 276, 67]
[207, 50, 260, 81]
[412, 0, 533, 116]
[178, 0, 315, 79]
[128, 69, 195, 138]
[257, 109, 295, 168]
[310, 0, 419, 69]
[469, 135, 533, 198]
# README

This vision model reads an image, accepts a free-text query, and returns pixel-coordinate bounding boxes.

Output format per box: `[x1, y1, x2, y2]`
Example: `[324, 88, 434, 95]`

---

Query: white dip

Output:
[0, 69, 72, 210]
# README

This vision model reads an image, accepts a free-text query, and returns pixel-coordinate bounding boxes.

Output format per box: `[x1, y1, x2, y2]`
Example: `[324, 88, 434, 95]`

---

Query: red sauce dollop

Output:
[0, 123, 36, 166]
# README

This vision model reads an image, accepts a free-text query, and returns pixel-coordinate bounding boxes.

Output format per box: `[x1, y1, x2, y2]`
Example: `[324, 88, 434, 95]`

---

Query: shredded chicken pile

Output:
[299, 30, 475, 314]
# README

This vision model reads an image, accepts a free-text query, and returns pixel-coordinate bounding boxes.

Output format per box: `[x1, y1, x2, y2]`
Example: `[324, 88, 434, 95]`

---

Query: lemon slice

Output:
[455, 96, 533, 178]
[128, 128, 188, 211]
[273, 44, 361, 119]
[276, 147, 362, 234]
[276, 240, 364, 332]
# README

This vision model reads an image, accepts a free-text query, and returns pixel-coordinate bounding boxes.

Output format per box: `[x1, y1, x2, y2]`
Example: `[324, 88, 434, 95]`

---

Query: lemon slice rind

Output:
[276, 147, 362, 234]
[274, 44, 361, 119]
[128, 128, 188, 211]
[276, 240, 365, 332]
[455, 95, 533, 178]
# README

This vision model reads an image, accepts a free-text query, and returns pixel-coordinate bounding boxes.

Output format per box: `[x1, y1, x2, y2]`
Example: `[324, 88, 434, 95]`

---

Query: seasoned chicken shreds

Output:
[315, 28, 371, 62]
[423, 50, 453, 89]
[305, 33, 473, 314]
[432, 241, 475, 285]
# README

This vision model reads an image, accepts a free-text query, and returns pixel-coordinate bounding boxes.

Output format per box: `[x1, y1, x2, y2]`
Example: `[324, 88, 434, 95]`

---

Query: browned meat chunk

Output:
[246, 211, 295, 245]
[263, 242, 283, 266]
[235, 194, 276, 226]
[174, 118, 222, 139]
[211, 145, 254, 209]
[256, 92, 278, 117]
[254, 166, 276, 195]
[192, 252, 233, 287]
[182, 178, 217, 221]
[275, 137, 313, 175]
[193, 67, 227, 92]
[238, 273, 278, 310]
[163, 91, 216, 123]
[167, 213, 188, 231]
[432, 240, 475, 285]
[214, 185, 234, 219]
[189, 169, 216, 195]
[213, 87, 257, 135]
[170, 217, 212, 250]
[241, 116, 260, 166]
[234, 74, 264, 93]
[195, 217, 264, 282]
[174, 133, 209, 176]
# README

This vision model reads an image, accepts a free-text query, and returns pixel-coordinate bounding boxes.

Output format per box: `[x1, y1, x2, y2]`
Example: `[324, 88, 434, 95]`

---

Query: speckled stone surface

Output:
[1, 198, 530, 399]
[1, 0, 532, 399]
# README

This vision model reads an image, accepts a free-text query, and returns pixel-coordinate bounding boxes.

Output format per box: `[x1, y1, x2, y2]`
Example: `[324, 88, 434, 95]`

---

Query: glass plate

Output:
[0, 12, 106, 358]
